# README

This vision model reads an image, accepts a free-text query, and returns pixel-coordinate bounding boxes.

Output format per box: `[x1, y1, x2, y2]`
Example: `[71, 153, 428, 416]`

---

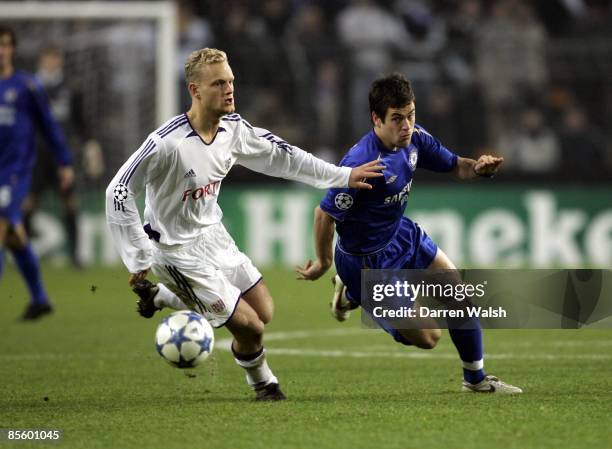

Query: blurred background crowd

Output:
[9, 0, 612, 185]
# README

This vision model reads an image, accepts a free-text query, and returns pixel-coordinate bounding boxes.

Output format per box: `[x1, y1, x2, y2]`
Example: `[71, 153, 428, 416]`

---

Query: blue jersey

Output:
[0, 70, 72, 180]
[320, 125, 457, 254]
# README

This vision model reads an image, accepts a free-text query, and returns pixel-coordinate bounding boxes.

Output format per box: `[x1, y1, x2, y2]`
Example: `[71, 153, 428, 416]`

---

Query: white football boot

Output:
[331, 275, 353, 322]
[462, 375, 523, 394]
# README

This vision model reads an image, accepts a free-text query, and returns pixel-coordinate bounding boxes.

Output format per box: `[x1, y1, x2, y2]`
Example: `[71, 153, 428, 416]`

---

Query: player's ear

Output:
[372, 111, 382, 128]
[188, 82, 200, 100]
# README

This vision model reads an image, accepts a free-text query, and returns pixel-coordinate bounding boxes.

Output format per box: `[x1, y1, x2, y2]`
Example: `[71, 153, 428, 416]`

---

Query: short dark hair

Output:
[368, 73, 415, 123]
[0, 25, 17, 47]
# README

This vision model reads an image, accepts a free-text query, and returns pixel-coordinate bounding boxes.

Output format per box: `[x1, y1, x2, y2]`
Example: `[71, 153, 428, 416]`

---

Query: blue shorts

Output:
[334, 216, 438, 345]
[0, 172, 31, 225]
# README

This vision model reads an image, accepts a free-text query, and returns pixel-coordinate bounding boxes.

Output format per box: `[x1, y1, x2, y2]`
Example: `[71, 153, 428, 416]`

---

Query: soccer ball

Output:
[155, 311, 214, 368]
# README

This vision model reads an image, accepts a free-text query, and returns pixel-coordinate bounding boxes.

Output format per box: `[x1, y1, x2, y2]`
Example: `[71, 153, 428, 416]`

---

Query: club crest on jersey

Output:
[3, 88, 17, 103]
[408, 149, 418, 170]
[335, 193, 353, 210]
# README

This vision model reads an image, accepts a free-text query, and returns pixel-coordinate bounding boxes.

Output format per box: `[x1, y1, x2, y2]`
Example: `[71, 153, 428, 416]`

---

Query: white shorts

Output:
[150, 223, 262, 327]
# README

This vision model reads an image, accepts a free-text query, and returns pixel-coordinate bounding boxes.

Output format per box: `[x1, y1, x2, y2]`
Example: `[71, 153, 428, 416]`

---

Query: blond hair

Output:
[184, 48, 227, 84]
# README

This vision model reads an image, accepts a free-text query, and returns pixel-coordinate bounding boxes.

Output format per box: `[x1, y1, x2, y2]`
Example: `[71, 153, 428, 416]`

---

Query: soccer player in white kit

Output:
[105, 48, 384, 400]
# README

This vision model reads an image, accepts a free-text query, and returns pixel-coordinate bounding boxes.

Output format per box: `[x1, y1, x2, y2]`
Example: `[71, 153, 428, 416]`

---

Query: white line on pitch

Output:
[2, 328, 611, 362]
[1, 351, 610, 361]
[215, 328, 612, 360]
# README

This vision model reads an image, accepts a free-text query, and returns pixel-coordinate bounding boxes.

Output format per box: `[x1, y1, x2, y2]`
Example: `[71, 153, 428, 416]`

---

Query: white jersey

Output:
[105, 113, 351, 273]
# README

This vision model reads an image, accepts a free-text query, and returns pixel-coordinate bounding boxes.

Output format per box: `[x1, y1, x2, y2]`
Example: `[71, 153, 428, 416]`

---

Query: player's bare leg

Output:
[329, 273, 439, 347]
[226, 299, 285, 401]
[241, 280, 274, 324]
[225, 299, 265, 353]
[391, 250, 452, 348]
[397, 327, 441, 350]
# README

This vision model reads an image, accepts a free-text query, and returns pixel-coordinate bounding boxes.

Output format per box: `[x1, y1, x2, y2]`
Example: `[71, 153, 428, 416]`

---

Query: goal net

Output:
[0, 1, 178, 169]
[0, 2, 178, 265]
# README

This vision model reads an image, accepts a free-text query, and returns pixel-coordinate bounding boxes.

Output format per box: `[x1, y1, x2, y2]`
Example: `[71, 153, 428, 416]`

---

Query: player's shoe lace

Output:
[330, 274, 353, 322]
[462, 375, 523, 394]
[132, 280, 161, 318]
[255, 382, 286, 401]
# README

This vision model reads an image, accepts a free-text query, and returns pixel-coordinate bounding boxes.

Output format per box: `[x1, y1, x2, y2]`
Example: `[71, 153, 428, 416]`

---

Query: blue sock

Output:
[11, 244, 49, 305]
[448, 319, 485, 384]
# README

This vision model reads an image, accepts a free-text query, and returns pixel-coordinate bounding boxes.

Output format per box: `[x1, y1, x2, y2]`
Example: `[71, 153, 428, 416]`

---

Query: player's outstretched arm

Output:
[453, 155, 504, 180]
[348, 160, 385, 189]
[237, 124, 384, 189]
[296, 206, 336, 281]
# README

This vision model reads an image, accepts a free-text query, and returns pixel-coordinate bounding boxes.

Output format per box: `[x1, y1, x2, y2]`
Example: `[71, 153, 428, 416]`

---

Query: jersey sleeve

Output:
[27, 76, 73, 166]
[414, 125, 458, 172]
[105, 135, 165, 273]
[235, 119, 351, 189]
[319, 150, 362, 222]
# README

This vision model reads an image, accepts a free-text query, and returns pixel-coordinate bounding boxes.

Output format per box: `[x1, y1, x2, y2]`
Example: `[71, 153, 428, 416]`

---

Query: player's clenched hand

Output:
[474, 155, 503, 177]
[295, 259, 330, 281]
[348, 160, 385, 189]
[128, 269, 150, 286]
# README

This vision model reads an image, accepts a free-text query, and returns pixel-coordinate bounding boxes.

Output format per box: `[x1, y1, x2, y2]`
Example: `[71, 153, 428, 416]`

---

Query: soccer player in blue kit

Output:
[297, 73, 522, 393]
[0, 26, 74, 320]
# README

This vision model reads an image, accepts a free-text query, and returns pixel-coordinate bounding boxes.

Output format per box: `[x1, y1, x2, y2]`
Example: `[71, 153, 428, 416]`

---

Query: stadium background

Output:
[1, 2, 611, 449]
[2, 0, 611, 268]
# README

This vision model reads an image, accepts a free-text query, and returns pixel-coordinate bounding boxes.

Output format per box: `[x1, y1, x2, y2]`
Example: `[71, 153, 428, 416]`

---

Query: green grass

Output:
[1, 266, 611, 449]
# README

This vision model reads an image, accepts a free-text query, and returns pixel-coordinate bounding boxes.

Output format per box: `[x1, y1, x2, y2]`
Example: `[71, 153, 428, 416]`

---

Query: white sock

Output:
[154, 283, 188, 310]
[233, 347, 278, 388]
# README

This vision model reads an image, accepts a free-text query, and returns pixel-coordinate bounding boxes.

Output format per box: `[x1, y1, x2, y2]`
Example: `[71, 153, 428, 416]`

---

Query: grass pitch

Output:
[1, 266, 611, 449]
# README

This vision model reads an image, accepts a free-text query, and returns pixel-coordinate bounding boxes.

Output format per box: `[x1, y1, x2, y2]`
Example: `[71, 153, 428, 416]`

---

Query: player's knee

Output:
[230, 320, 264, 350]
[416, 330, 441, 350]
[258, 310, 273, 325]
[240, 318, 265, 343]
[242, 282, 275, 324]
[257, 299, 274, 324]
[415, 339, 436, 350]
